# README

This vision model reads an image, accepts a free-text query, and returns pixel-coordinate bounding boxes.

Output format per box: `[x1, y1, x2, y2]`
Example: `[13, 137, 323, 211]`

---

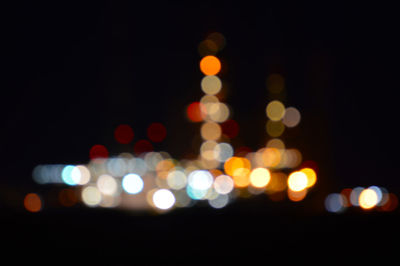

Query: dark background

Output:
[2, 2, 400, 260]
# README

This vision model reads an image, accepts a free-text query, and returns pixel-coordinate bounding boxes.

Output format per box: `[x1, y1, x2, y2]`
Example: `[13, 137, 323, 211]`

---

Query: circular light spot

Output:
[201, 75, 222, 95]
[201, 122, 222, 141]
[167, 170, 187, 190]
[133, 140, 153, 155]
[266, 120, 285, 137]
[97, 174, 118, 196]
[213, 175, 234, 194]
[75, 165, 91, 185]
[114, 124, 134, 144]
[200, 140, 218, 161]
[299, 168, 317, 188]
[82, 186, 102, 207]
[266, 100, 285, 121]
[359, 188, 379, 209]
[122, 173, 144, 194]
[61, 165, 77, 186]
[350, 187, 364, 206]
[221, 119, 239, 139]
[186, 102, 206, 122]
[283, 107, 301, 128]
[200, 55, 221, 76]
[287, 171, 308, 192]
[266, 138, 285, 150]
[249, 168, 271, 188]
[325, 193, 346, 213]
[214, 142, 233, 162]
[188, 170, 214, 191]
[208, 103, 230, 123]
[24, 193, 42, 212]
[209, 194, 229, 209]
[153, 189, 175, 210]
[147, 122, 167, 143]
[224, 157, 251, 177]
[89, 144, 109, 160]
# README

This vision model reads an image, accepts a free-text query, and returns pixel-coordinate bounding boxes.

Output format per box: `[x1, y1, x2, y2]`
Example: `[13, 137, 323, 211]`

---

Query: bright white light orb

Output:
[122, 173, 144, 194]
[153, 189, 175, 210]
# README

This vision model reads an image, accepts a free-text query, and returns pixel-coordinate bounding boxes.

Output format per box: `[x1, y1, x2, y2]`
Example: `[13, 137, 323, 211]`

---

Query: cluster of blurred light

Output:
[325, 186, 398, 213]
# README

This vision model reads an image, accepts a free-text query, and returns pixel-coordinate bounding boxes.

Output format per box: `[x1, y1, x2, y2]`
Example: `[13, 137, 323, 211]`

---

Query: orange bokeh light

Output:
[224, 157, 251, 177]
[186, 102, 206, 122]
[200, 55, 221, 76]
[24, 193, 42, 212]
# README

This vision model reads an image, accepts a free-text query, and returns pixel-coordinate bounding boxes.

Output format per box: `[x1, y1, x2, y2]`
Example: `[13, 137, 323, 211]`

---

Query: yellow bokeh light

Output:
[249, 168, 271, 188]
[300, 168, 317, 188]
[200, 55, 221, 76]
[224, 157, 251, 177]
[266, 120, 285, 137]
[266, 100, 285, 121]
[266, 138, 285, 150]
[201, 75, 222, 95]
[201, 122, 222, 141]
[359, 188, 379, 209]
[287, 171, 308, 192]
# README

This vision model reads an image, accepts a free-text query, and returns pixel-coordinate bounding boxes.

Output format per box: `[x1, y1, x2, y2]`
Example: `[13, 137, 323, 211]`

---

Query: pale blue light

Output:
[62, 165, 78, 186]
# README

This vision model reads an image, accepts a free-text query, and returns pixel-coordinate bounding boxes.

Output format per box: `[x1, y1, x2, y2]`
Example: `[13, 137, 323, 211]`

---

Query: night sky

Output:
[2, 2, 400, 260]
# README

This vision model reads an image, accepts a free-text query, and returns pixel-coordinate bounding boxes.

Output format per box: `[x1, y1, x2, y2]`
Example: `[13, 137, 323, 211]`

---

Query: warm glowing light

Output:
[287, 189, 307, 202]
[208, 102, 230, 123]
[267, 73, 285, 94]
[249, 168, 271, 188]
[186, 102, 206, 122]
[359, 188, 379, 209]
[224, 157, 251, 177]
[24, 193, 42, 212]
[287, 171, 308, 192]
[206, 32, 226, 51]
[167, 170, 187, 190]
[266, 138, 285, 150]
[82, 186, 102, 207]
[266, 172, 287, 192]
[213, 175, 234, 194]
[75, 165, 91, 185]
[89, 144, 109, 160]
[201, 122, 222, 141]
[200, 140, 218, 160]
[200, 55, 221, 76]
[122, 173, 144, 194]
[201, 75, 222, 95]
[147, 122, 167, 143]
[114, 124, 134, 144]
[266, 120, 285, 137]
[97, 174, 118, 195]
[283, 107, 301, 128]
[300, 168, 317, 188]
[280, 149, 302, 168]
[232, 168, 251, 188]
[266, 100, 285, 121]
[153, 189, 175, 210]
[198, 39, 218, 56]
[155, 159, 175, 179]
[260, 148, 281, 167]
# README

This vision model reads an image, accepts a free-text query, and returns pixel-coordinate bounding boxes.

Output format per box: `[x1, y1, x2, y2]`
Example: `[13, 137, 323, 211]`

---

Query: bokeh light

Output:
[287, 171, 308, 192]
[300, 168, 317, 188]
[213, 175, 234, 194]
[325, 193, 347, 213]
[208, 194, 229, 209]
[188, 170, 214, 191]
[249, 168, 271, 188]
[359, 188, 379, 209]
[114, 124, 134, 144]
[134, 140, 154, 155]
[82, 186, 102, 207]
[97, 174, 118, 196]
[152, 189, 175, 210]
[186, 102, 206, 122]
[201, 122, 222, 141]
[24, 193, 42, 212]
[266, 120, 285, 137]
[147, 122, 167, 143]
[221, 119, 239, 139]
[201, 75, 222, 95]
[200, 55, 221, 76]
[214, 142, 233, 162]
[167, 170, 187, 190]
[122, 173, 144, 194]
[266, 100, 286, 121]
[282, 107, 301, 128]
[89, 144, 109, 160]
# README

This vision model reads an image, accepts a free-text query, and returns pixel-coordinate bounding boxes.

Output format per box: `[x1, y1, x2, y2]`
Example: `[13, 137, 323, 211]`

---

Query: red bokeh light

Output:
[221, 119, 239, 139]
[147, 122, 167, 143]
[114, 124, 134, 144]
[89, 144, 109, 160]
[186, 102, 206, 122]
[134, 140, 154, 155]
